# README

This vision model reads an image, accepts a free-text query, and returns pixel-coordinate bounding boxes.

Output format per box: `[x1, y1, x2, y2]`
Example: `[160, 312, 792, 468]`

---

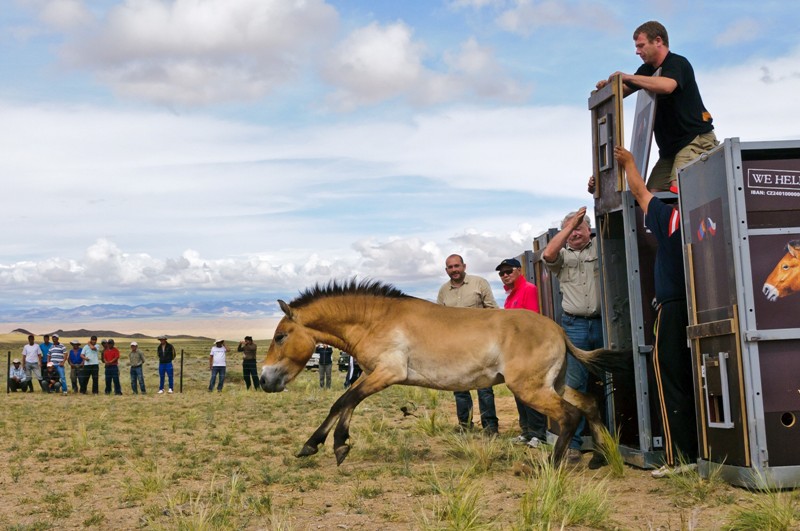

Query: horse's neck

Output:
[302, 297, 383, 351]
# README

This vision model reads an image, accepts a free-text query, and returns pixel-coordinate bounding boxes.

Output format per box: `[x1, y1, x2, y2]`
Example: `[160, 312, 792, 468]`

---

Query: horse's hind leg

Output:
[563, 386, 609, 468]
[510, 386, 581, 466]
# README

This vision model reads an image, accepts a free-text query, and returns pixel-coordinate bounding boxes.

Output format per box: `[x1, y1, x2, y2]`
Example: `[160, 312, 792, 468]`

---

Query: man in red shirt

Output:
[496, 258, 548, 450]
[103, 339, 123, 395]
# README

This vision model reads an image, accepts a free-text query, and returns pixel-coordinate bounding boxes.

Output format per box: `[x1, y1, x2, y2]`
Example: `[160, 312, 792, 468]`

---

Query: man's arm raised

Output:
[614, 146, 654, 215]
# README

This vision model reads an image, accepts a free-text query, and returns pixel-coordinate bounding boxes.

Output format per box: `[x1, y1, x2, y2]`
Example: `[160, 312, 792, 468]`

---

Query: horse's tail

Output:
[565, 334, 633, 377]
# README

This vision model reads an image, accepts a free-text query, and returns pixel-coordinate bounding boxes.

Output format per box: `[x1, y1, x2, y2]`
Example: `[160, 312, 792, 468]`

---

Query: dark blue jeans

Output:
[104, 365, 122, 395]
[158, 363, 174, 391]
[242, 360, 259, 390]
[130, 366, 146, 394]
[515, 397, 546, 440]
[454, 388, 498, 430]
[209, 366, 226, 391]
[562, 314, 604, 449]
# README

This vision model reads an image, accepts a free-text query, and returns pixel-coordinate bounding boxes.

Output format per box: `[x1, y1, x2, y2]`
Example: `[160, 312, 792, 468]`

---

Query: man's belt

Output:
[563, 312, 601, 320]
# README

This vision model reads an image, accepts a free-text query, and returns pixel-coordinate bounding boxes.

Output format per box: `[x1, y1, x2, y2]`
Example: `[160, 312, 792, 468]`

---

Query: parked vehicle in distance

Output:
[338, 352, 350, 372]
[305, 352, 320, 370]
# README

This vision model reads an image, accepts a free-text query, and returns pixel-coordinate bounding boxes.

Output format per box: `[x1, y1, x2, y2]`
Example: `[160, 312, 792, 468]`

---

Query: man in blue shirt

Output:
[615, 145, 698, 478]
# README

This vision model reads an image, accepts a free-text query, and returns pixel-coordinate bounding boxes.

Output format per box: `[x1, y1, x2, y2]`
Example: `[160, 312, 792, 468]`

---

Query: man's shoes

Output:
[512, 435, 530, 445]
[651, 462, 697, 478]
[158, 389, 164, 394]
[168, 389, 173, 394]
[482, 426, 499, 437]
[566, 448, 582, 464]
[454, 423, 474, 434]
[527, 437, 543, 449]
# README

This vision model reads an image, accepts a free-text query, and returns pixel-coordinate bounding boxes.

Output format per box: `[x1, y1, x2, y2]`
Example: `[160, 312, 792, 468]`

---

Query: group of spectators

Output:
[7, 333, 265, 395]
[9, 333, 178, 395]
[439, 20, 712, 477]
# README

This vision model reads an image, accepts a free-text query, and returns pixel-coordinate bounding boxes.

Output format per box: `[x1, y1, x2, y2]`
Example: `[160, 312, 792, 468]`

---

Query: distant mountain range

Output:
[0, 300, 277, 322]
[9, 327, 212, 340]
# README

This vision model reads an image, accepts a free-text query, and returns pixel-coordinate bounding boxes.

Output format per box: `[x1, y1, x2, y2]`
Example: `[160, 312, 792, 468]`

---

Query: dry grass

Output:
[0, 334, 795, 529]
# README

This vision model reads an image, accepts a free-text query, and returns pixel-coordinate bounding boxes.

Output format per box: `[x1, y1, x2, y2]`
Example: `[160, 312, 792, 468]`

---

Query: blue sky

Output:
[2, 0, 799, 334]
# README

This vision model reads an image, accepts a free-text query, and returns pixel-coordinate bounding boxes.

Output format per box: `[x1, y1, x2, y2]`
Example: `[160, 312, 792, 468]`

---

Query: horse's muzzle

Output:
[259, 365, 287, 393]
[763, 283, 779, 302]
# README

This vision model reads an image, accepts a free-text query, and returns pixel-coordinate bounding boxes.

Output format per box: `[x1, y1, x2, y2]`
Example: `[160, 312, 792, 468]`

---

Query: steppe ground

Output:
[1, 334, 798, 530]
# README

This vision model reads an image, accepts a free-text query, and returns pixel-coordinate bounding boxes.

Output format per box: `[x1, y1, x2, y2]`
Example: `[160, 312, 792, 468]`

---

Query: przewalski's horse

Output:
[260, 279, 630, 466]
[763, 240, 800, 302]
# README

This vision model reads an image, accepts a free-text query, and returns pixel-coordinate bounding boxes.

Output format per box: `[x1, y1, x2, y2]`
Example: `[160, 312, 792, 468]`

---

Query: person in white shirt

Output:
[9, 359, 29, 392]
[208, 339, 228, 392]
[21, 334, 44, 392]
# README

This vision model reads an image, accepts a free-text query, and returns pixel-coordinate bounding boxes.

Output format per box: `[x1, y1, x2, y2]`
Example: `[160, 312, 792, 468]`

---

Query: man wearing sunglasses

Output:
[496, 258, 547, 450]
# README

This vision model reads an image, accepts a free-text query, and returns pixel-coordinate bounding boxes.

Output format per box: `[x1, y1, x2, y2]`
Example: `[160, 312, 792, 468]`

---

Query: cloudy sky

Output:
[2, 0, 799, 335]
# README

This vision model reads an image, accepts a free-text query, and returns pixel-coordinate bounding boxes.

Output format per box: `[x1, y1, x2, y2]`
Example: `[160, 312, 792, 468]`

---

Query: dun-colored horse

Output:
[260, 279, 629, 466]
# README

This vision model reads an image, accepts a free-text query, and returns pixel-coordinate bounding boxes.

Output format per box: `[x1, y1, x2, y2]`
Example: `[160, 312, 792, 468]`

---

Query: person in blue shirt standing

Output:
[40, 334, 53, 366]
[67, 340, 83, 393]
[616, 145, 698, 478]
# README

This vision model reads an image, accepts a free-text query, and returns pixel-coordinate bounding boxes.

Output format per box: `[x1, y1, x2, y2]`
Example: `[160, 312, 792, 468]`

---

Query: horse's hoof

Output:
[588, 452, 608, 470]
[334, 444, 350, 466]
[296, 444, 318, 458]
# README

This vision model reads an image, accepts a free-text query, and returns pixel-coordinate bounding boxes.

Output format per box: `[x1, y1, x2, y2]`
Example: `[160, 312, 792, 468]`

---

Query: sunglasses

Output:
[498, 269, 515, 277]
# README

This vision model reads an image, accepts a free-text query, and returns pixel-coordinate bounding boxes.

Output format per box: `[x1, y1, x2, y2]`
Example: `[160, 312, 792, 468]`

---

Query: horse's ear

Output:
[278, 300, 295, 320]
[788, 240, 800, 258]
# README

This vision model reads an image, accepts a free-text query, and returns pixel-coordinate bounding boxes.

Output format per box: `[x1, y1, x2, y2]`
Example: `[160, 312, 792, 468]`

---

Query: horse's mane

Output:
[289, 278, 410, 308]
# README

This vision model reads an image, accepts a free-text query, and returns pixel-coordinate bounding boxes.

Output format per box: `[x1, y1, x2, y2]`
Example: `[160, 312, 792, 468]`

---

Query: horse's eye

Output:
[783, 264, 790, 270]
[274, 333, 287, 344]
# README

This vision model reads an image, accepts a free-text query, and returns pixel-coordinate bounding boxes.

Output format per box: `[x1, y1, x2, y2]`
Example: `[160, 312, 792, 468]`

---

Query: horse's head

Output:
[763, 240, 800, 302]
[260, 300, 317, 392]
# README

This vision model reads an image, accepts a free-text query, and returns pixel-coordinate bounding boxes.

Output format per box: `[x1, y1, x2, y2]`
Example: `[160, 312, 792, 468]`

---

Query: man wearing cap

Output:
[316, 343, 334, 389]
[496, 258, 548, 449]
[79, 336, 101, 394]
[67, 340, 83, 392]
[9, 359, 29, 392]
[542, 207, 604, 465]
[103, 339, 122, 395]
[48, 334, 68, 395]
[437, 253, 500, 435]
[43, 362, 61, 392]
[237, 336, 259, 391]
[129, 342, 146, 394]
[156, 335, 176, 394]
[209, 339, 228, 392]
[21, 334, 44, 392]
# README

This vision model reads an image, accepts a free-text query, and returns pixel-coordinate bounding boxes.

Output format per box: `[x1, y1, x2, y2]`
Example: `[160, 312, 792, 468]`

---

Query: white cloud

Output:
[23, 0, 92, 30]
[496, 0, 620, 36]
[58, 0, 338, 106]
[323, 22, 528, 110]
[714, 18, 761, 48]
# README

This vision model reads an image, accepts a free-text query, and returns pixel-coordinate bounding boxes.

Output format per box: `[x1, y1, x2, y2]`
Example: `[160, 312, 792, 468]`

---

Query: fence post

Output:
[180, 348, 184, 393]
[6, 351, 10, 393]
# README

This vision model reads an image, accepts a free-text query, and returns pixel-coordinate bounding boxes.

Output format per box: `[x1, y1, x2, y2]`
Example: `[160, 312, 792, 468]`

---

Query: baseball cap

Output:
[495, 258, 522, 270]
[47, 361, 54, 367]
[130, 341, 138, 346]
[52, 333, 59, 339]
[157, 335, 167, 340]
[215, 339, 224, 343]
[12, 358, 20, 364]
[70, 340, 80, 345]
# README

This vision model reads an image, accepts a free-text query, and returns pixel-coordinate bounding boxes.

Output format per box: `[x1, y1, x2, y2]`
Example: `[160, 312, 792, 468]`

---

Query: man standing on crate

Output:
[437, 253, 500, 436]
[597, 20, 717, 193]
[543, 207, 604, 466]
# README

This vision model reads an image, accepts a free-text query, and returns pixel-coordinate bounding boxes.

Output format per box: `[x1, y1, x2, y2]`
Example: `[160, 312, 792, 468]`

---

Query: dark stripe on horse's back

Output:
[290, 278, 410, 308]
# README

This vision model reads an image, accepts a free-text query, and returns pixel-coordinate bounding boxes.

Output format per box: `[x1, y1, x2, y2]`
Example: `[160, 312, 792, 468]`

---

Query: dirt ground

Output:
[0, 340, 793, 530]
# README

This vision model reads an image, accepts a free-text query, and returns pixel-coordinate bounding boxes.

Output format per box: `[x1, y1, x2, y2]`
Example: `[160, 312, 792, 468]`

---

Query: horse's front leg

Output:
[296, 390, 354, 458]
[331, 367, 400, 465]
